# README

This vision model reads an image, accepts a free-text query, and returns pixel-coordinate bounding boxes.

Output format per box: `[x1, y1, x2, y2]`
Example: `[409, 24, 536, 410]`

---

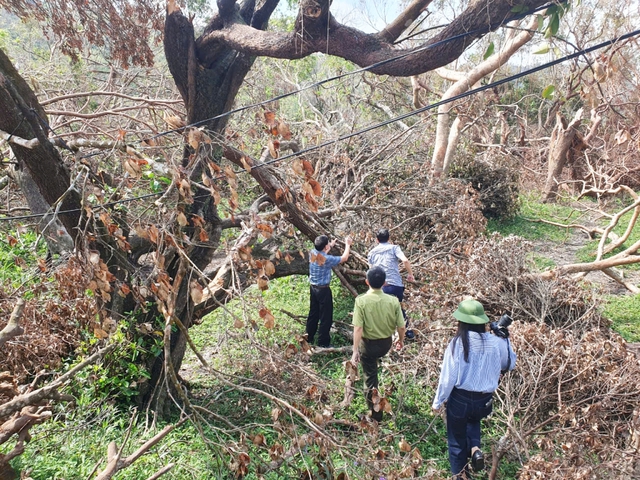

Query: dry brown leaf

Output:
[123, 158, 142, 177]
[240, 156, 253, 172]
[263, 260, 276, 276]
[263, 110, 277, 126]
[399, 438, 411, 452]
[148, 225, 159, 244]
[264, 313, 275, 329]
[302, 159, 314, 175]
[177, 212, 188, 227]
[257, 275, 269, 291]
[268, 139, 280, 159]
[190, 281, 204, 304]
[164, 114, 185, 131]
[278, 121, 292, 140]
[94, 327, 109, 339]
[292, 159, 305, 176]
[198, 228, 209, 242]
[305, 192, 319, 212]
[224, 165, 237, 180]
[309, 178, 322, 196]
[187, 128, 202, 150]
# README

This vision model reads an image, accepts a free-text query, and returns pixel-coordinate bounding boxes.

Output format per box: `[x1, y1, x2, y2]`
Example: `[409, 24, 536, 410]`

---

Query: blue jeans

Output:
[446, 388, 493, 477]
[382, 284, 408, 326]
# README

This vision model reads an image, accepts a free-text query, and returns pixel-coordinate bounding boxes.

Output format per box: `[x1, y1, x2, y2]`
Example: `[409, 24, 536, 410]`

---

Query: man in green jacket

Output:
[351, 266, 405, 421]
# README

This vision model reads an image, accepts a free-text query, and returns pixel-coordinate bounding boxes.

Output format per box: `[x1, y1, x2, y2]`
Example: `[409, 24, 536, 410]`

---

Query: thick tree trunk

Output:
[143, 5, 284, 414]
[0, 49, 81, 240]
[543, 110, 583, 203]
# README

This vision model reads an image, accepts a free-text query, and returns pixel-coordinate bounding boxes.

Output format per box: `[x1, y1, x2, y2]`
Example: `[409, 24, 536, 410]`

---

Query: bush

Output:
[449, 154, 520, 220]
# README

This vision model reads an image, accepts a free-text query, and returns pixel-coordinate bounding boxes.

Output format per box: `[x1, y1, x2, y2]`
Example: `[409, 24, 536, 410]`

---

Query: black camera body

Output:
[490, 313, 512, 339]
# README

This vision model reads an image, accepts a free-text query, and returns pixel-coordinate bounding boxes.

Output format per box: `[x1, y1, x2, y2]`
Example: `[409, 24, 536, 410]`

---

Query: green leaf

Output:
[542, 85, 556, 99]
[537, 14, 545, 31]
[533, 43, 551, 54]
[483, 42, 495, 60]
[545, 13, 560, 38]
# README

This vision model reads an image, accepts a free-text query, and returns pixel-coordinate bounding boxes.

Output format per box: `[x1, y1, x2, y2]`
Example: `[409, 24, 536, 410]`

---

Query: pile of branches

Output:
[405, 226, 639, 478]
[0, 257, 96, 382]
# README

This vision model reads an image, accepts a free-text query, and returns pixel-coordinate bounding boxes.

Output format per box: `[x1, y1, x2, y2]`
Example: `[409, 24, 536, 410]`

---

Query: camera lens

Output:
[498, 313, 512, 328]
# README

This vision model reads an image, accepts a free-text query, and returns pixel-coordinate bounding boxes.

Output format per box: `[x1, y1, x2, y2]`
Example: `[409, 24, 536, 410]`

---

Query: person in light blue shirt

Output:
[306, 234, 353, 347]
[367, 228, 415, 338]
[432, 299, 516, 480]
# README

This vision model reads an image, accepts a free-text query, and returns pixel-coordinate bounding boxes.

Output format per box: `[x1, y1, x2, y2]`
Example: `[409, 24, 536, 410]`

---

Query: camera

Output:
[490, 312, 512, 339]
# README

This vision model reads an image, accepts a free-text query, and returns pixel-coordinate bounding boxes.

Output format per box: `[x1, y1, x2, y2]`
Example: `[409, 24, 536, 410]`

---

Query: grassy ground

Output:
[487, 192, 640, 342]
[8, 192, 640, 478]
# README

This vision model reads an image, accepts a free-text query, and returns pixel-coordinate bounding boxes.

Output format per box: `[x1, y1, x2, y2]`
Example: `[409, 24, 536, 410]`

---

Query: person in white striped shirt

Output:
[432, 299, 516, 480]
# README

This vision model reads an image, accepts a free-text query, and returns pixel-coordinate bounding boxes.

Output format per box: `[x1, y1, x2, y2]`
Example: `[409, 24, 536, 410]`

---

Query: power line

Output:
[249, 28, 640, 171]
[2, 27, 638, 223]
[143, 2, 556, 144]
[36, 2, 556, 166]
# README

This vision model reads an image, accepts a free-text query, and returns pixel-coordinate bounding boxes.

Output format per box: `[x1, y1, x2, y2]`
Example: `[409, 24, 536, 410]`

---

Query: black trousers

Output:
[360, 336, 392, 420]
[306, 285, 333, 347]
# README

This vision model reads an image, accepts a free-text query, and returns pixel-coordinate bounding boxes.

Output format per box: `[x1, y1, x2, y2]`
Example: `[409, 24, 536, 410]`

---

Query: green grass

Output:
[575, 207, 640, 269]
[9, 405, 222, 479]
[602, 294, 640, 342]
[0, 229, 48, 286]
[486, 193, 581, 242]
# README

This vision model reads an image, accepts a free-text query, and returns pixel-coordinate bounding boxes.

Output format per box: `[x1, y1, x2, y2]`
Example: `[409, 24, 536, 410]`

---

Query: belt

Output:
[311, 284, 330, 288]
[363, 336, 392, 343]
[453, 388, 493, 398]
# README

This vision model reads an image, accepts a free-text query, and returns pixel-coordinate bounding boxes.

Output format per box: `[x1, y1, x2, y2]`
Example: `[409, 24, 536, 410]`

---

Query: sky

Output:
[329, 0, 405, 33]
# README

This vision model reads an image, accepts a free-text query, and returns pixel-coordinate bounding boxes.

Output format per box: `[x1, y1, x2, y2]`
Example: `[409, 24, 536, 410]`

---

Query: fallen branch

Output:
[0, 343, 116, 420]
[0, 129, 39, 149]
[95, 417, 187, 480]
[0, 299, 25, 350]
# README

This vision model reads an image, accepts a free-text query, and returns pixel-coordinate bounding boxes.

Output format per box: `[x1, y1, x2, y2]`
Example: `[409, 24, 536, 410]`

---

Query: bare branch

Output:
[0, 299, 25, 350]
[377, 0, 433, 43]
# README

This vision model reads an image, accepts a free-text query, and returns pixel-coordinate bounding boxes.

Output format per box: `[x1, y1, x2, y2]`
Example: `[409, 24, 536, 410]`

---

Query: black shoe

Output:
[471, 449, 485, 472]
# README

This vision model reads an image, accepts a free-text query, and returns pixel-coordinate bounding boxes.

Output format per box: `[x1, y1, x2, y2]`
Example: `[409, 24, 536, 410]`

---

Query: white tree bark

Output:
[430, 16, 538, 183]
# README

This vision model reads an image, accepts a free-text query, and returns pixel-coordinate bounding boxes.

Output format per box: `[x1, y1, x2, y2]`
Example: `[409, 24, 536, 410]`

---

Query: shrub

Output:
[449, 153, 520, 220]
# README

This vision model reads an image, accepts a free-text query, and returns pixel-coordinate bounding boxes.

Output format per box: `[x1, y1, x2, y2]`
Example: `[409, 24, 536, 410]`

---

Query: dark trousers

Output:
[360, 336, 392, 420]
[446, 388, 493, 477]
[306, 285, 333, 347]
[383, 284, 408, 326]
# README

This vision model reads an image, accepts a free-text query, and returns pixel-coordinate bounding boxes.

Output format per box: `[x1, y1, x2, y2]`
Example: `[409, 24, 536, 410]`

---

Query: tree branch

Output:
[0, 299, 25, 350]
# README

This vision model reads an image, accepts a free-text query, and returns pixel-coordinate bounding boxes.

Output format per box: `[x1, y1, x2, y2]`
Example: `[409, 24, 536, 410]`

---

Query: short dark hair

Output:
[314, 235, 329, 251]
[367, 266, 386, 289]
[376, 228, 390, 243]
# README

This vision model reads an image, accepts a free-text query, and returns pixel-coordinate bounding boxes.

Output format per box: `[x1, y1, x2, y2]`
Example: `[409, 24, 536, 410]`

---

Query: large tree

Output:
[0, 0, 551, 413]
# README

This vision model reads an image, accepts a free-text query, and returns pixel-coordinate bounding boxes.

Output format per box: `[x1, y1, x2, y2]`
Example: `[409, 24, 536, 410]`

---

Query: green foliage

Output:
[0, 229, 47, 287]
[541, 84, 556, 99]
[602, 295, 640, 342]
[66, 320, 155, 404]
[483, 42, 495, 59]
[449, 155, 520, 220]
